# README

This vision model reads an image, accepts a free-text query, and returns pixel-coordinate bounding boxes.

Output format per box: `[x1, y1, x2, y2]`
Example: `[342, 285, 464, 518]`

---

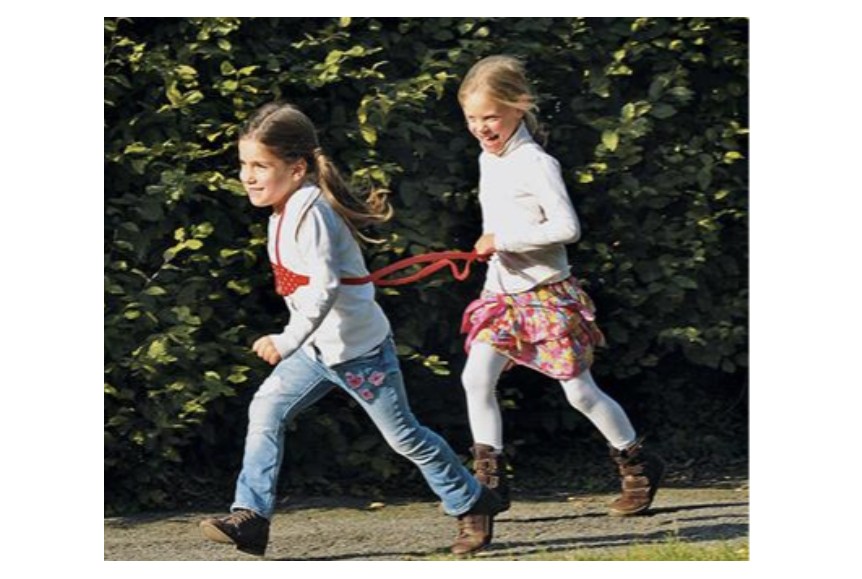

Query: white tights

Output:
[461, 341, 637, 451]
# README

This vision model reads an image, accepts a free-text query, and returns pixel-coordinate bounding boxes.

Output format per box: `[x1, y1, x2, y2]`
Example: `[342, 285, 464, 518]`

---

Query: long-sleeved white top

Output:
[267, 183, 391, 365]
[478, 122, 581, 294]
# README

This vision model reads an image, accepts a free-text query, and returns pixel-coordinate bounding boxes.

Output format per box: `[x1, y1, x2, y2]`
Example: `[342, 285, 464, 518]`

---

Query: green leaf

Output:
[192, 223, 214, 239]
[165, 81, 183, 106]
[601, 130, 619, 152]
[175, 64, 197, 79]
[674, 275, 699, 289]
[227, 280, 252, 295]
[360, 124, 377, 145]
[220, 61, 236, 75]
[123, 142, 149, 155]
[144, 286, 167, 296]
[227, 366, 250, 384]
[184, 90, 204, 105]
[650, 103, 677, 119]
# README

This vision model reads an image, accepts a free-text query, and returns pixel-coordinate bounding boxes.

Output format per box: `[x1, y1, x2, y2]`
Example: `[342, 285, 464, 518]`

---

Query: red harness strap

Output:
[342, 250, 485, 287]
[270, 211, 486, 296]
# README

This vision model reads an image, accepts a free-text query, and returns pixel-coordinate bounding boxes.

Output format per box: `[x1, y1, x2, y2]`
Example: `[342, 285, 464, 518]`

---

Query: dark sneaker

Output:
[200, 509, 270, 556]
[451, 485, 506, 556]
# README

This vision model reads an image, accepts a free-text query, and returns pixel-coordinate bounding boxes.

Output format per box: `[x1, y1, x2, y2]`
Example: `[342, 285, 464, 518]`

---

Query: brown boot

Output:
[609, 438, 665, 516]
[450, 485, 505, 556]
[471, 444, 511, 511]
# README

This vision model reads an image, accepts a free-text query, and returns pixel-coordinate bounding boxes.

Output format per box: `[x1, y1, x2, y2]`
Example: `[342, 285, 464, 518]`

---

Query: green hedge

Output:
[105, 17, 748, 513]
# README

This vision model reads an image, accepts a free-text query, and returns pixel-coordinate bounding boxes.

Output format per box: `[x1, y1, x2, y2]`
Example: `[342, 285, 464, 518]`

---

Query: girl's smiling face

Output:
[238, 138, 305, 212]
[461, 90, 525, 155]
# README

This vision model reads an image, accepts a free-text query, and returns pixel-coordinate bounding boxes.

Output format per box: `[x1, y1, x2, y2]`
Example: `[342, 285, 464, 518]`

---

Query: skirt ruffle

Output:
[461, 277, 605, 380]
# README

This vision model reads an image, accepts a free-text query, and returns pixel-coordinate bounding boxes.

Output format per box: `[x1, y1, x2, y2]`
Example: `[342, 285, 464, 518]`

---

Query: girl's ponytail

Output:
[312, 147, 393, 244]
[522, 111, 548, 147]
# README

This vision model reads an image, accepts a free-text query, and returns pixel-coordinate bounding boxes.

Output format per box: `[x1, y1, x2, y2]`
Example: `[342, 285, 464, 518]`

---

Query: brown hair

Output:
[239, 102, 392, 243]
[458, 55, 546, 143]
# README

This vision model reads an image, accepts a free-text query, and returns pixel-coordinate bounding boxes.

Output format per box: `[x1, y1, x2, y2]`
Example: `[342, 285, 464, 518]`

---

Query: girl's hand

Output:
[252, 336, 282, 365]
[474, 234, 497, 256]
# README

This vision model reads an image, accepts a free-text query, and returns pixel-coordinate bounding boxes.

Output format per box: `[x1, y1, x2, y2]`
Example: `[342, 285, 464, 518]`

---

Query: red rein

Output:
[344, 250, 486, 287]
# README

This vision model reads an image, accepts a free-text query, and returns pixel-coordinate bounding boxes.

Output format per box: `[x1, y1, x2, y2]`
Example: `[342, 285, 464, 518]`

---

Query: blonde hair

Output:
[239, 102, 392, 243]
[458, 55, 544, 141]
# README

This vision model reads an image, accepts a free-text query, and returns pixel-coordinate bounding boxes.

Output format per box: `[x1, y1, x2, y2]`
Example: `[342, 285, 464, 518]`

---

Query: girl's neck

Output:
[271, 180, 313, 216]
[494, 121, 526, 157]
[271, 190, 294, 216]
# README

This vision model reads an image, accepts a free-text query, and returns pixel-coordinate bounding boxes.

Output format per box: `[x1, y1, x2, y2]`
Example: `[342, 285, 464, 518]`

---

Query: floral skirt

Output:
[460, 277, 606, 380]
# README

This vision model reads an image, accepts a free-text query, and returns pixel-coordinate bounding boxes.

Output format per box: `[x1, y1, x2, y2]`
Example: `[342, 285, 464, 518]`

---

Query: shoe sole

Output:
[451, 518, 495, 556]
[199, 521, 236, 545]
[609, 504, 650, 517]
[199, 521, 266, 556]
[451, 540, 491, 557]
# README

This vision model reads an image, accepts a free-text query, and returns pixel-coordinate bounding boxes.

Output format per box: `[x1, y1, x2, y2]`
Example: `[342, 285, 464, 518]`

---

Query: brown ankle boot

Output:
[451, 485, 505, 556]
[471, 444, 510, 511]
[609, 438, 665, 516]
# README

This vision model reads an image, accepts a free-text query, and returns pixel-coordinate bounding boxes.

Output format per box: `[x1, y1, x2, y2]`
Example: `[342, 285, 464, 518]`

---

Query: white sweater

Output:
[479, 122, 581, 294]
[267, 184, 391, 365]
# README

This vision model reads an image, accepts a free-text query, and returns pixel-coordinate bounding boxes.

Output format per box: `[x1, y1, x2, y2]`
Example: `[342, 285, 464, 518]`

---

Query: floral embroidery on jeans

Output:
[345, 372, 365, 389]
[342, 368, 388, 402]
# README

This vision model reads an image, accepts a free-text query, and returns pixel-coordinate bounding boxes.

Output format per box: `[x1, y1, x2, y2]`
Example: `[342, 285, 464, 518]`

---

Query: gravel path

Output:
[105, 480, 748, 561]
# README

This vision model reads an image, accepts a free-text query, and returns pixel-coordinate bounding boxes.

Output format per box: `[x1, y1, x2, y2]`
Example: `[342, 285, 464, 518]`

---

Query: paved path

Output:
[105, 482, 749, 561]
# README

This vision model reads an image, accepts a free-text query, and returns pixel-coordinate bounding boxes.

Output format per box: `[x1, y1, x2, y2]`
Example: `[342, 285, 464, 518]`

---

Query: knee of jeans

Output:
[384, 424, 429, 457]
[247, 375, 287, 428]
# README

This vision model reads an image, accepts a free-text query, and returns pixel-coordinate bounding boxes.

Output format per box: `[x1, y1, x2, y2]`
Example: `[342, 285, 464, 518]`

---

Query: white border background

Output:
[4, 4, 858, 575]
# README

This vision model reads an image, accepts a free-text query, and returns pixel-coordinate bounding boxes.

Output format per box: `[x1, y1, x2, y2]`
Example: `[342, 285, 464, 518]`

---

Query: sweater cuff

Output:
[270, 332, 300, 359]
[494, 232, 515, 253]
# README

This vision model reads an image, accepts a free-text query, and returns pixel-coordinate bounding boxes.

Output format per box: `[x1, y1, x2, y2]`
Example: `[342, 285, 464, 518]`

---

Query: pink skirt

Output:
[461, 277, 606, 380]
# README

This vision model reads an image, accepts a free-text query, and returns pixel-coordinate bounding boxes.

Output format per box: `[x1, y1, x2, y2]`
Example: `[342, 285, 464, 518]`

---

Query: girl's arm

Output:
[269, 205, 341, 359]
[494, 154, 580, 253]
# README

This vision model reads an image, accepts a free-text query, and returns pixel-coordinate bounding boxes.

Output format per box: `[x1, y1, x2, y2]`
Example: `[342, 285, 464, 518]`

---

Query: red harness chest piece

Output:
[271, 262, 311, 296]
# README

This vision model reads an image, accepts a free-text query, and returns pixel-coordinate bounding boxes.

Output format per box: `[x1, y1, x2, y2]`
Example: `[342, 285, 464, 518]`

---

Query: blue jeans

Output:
[232, 337, 482, 519]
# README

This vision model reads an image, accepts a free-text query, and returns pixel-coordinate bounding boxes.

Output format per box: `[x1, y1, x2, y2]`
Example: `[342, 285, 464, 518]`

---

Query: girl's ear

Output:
[292, 157, 308, 180]
[515, 96, 532, 118]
